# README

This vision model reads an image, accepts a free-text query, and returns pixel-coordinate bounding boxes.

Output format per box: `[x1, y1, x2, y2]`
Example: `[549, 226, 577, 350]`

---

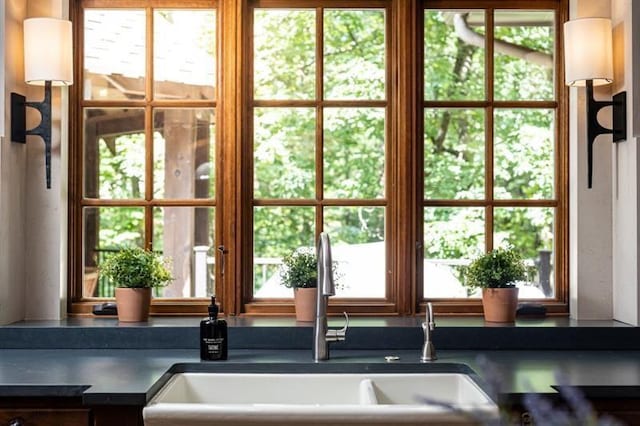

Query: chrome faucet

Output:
[313, 232, 349, 361]
[420, 302, 437, 362]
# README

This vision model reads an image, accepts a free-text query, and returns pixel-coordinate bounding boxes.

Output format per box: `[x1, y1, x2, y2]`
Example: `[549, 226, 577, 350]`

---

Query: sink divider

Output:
[358, 379, 379, 405]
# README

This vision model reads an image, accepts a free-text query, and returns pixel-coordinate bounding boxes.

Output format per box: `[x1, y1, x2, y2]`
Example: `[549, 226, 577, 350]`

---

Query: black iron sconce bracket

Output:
[585, 79, 627, 188]
[10, 80, 53, 189]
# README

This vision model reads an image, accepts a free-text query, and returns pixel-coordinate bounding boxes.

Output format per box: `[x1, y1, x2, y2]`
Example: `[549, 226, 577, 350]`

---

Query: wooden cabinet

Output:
[0, 399, 143, 426]
[592, 399, 640, 425]
[0, 409, 89, 426]
[91, 406, 144, 426]
[505, 398, 640, 425]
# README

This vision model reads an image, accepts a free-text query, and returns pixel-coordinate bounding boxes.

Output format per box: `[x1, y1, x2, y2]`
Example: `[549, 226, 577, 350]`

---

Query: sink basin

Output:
[143, 371, 497, 425]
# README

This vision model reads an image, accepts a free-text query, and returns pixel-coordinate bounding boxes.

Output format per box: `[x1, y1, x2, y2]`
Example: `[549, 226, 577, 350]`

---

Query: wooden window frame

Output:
[68, 0, 569, 317]
[242, 0, 398, 316]
[68, 0, 222, 315]
[418, 0, 569, 316]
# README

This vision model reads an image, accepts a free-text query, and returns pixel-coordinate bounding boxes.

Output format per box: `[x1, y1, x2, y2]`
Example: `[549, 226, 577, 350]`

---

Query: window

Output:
[247, 4, 390, 309]
[72, 1, 218, 312]
[420, 2, 567, 314]
[69, 0, 567, 316]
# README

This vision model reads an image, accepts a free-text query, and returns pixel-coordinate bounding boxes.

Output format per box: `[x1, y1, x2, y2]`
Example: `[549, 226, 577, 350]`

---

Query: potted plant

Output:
[100, 247, 173, 322]
[463, 248, 526, 323]
[280, 249, 318, 322]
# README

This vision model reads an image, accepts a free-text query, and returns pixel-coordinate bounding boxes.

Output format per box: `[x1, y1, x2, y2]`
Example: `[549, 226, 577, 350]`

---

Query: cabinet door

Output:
[592, 399, 640, 424]
[0, 409, 90, 426]
[92, 406, 143, 426]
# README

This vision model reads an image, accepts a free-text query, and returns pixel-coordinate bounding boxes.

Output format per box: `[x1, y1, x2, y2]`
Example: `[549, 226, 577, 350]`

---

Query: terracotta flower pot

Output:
[293, 287, 317, 322]
[115, 287, 152, 322]
[482, 287, 519, 323]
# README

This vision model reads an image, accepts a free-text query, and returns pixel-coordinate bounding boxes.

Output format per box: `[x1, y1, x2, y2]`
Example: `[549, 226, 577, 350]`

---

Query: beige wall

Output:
[23, 0, 68, 320]
[569, 0, 640, 324]
[569, 0, 614, 320]
[0, 0, 68, 324]
[612, 0, 640, 325]
[0, 0, 27, 325]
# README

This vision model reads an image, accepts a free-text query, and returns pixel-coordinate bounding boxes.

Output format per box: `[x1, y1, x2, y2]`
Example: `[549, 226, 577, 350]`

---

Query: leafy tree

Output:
[422, 11, 555, 293]
[92, 8, 556, 297]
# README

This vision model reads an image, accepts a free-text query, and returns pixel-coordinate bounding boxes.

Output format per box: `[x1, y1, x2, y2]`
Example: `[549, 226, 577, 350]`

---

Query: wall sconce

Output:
[10, 17, 73, 189]
[564, 17, 626, 189]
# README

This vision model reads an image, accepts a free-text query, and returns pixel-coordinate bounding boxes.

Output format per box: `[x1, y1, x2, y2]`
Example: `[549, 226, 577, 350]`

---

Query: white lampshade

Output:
[564, 17, 613, 87]
[24, 17, 73, 86]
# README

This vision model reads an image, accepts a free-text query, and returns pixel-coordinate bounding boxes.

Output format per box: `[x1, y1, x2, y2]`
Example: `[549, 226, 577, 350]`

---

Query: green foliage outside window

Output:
[423, 10, 555, 289]
[90, 8, 558, 298]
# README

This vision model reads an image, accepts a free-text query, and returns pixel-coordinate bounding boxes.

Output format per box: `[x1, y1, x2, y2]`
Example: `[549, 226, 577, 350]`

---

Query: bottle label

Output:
[203, 337, 225, 357]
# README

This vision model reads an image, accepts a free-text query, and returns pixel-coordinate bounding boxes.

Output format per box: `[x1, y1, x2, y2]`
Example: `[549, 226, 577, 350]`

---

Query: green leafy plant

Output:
[280, 248, 342, 290]
[280, 249, 318, 289]
[100, 247, 173, 288]
[463, 248, 526, 290]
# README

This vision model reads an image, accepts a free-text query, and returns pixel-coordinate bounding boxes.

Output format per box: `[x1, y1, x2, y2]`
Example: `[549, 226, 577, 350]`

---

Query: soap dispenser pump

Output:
[200, 296, 228, 360]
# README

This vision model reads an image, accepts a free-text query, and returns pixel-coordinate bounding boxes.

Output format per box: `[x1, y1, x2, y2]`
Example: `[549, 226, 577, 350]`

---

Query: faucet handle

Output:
[338, 311, 349, 333]
[326, 312, 349, 342]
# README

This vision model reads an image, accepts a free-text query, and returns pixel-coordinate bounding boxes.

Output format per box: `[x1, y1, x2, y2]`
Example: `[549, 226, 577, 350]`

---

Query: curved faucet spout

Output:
[318, 232, 335, 297]
[313, 232, 348, 361]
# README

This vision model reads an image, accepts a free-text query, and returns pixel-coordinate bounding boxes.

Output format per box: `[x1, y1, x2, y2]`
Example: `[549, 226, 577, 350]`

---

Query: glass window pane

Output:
[424, 108, 485, 199]
[83, 108, 146, 199]
[253, 207, 315, 298]
[424, 10, 485, 101]
[153, 207, 216, 298]
[254, 9, 315, 100]
[154, 10, 216, 100]
[494, 10, 555, 101]
[423, 207, 484, 299]
[83, 207, 144, 298]
[254, 108, 315, 199]
[494, 109, 554, 199]
[324, 207, 385, 298]
[324, 108, 385, 199]
[324, 9, 386, 100]
[153, 108, 216, 199]
[494, 207, 555, 298]
[84, 10, 145, 100]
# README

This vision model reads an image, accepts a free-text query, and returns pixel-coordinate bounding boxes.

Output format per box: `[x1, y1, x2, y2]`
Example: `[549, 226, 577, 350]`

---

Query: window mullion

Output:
[316, 6, 324, 237]
[485, 8, 494, 253]
[145, 6, 155, 249]
[222, 0, 245, 315]
[393, 0, 419, 314]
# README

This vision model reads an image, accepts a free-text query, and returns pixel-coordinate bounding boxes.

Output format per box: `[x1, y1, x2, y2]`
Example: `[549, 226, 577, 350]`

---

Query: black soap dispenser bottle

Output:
[200, 297, 228, 360]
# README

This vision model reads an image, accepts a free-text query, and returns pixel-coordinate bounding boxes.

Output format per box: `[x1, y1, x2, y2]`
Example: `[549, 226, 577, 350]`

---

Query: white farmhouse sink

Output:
[143, 372, 497, 425]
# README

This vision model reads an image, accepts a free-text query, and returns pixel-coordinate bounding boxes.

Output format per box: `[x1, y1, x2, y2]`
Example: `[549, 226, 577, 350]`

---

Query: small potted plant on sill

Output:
[100, 247, 173, 322]
[280, 249, 318, 322]
[463, 248, 526, 323]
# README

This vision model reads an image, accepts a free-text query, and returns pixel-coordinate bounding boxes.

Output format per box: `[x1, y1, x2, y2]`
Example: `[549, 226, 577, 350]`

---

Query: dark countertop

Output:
[1, 317, 639, 406]
[1, 348, 640, 405]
